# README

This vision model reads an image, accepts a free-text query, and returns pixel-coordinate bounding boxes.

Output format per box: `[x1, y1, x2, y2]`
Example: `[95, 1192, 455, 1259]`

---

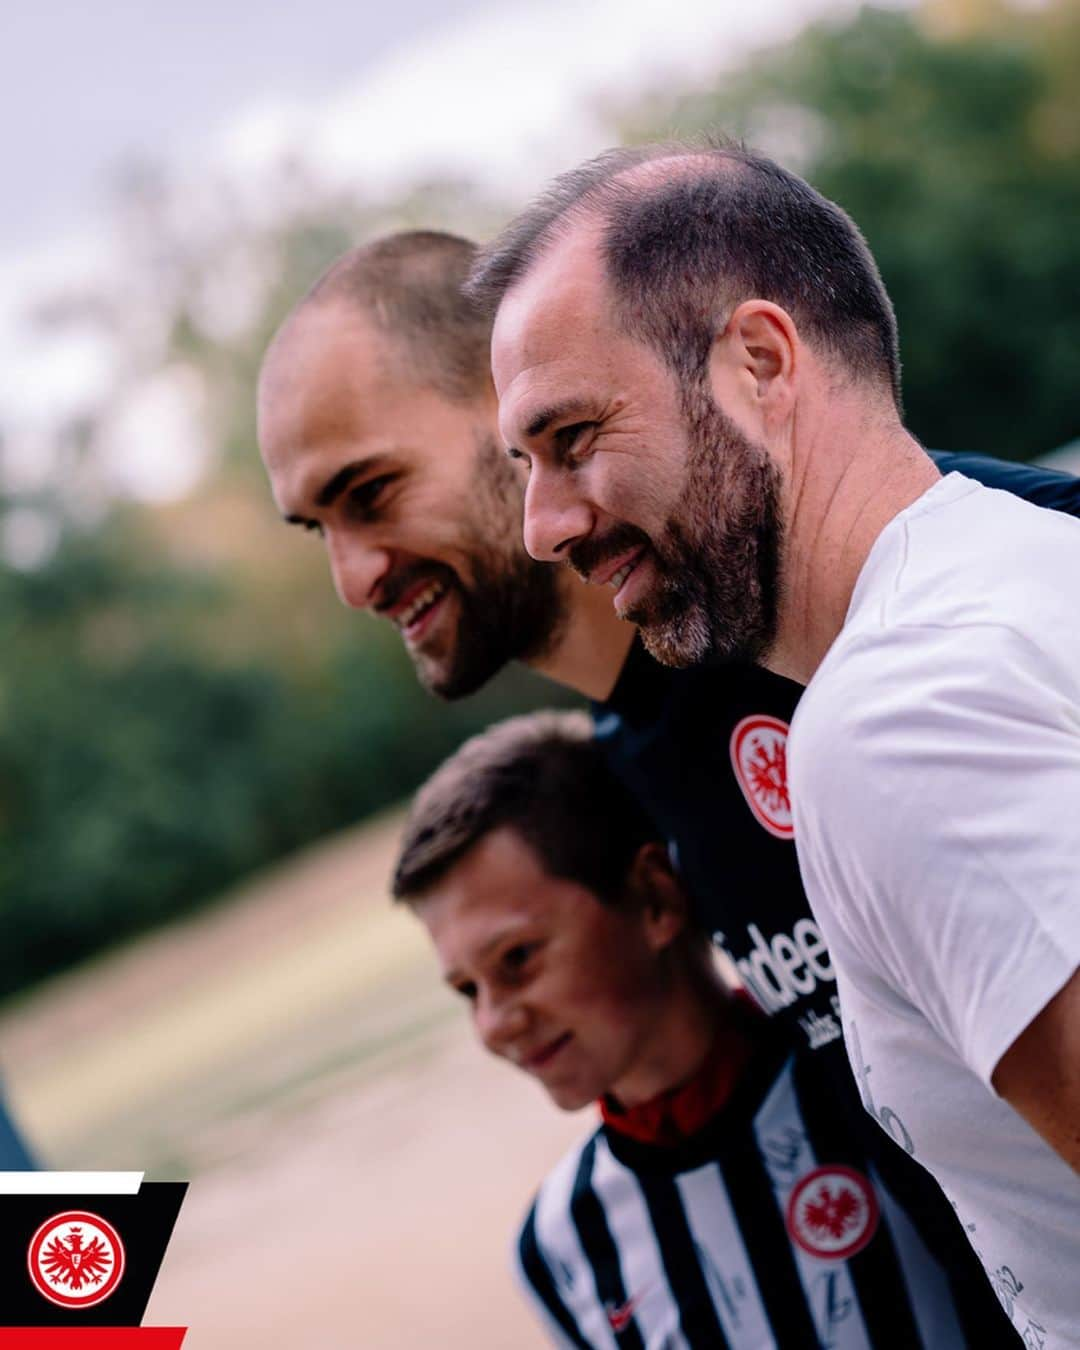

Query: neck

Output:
[765, 413, 940, 685]
[610, 957, 747, 1109]
[527, 571, 637, 700]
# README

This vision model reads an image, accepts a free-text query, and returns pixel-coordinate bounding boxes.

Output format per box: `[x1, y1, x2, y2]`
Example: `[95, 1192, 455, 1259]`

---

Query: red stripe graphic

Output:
[0, 1331, 187, 1347]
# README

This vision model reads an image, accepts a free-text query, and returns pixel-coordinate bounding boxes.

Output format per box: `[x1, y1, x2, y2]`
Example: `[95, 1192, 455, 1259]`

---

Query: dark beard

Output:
[572, 384, 783, 670]
[421, 437, 567, 700]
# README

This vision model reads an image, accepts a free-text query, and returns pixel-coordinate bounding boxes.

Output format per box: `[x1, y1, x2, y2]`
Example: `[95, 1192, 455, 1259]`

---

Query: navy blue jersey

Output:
[591, 454, 1079, 1345]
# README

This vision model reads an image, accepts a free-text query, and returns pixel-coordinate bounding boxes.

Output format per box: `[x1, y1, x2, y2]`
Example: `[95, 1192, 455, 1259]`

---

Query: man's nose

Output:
[522, 465, 596, 562]
[325, 530, 392, 610]
[475, 989, 530, 1058]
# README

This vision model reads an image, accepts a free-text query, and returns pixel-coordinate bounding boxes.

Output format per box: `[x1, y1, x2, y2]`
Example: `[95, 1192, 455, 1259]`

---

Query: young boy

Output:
[392, 712, 972, 1349]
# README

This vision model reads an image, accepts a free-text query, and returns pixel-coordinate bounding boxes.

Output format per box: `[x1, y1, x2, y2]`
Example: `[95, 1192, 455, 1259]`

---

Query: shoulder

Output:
[893, 477, 1080, 629]
[928, 451, 1080, 518]
[790, 614, 1080, 933]
[794, 615, 1077, 799]
[796, 478, 1080, 775]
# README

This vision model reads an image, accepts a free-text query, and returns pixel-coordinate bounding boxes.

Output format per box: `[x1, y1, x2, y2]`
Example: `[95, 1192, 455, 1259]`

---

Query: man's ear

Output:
[625, 841, 691, 950]
[708, 300, 798, 431]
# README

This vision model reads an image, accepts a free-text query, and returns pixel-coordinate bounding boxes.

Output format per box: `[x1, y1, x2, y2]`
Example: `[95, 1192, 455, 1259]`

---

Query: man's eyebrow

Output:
[315, 456, 388, 508]
[281, 454, 395, 524]
[525, 398, 591, 440]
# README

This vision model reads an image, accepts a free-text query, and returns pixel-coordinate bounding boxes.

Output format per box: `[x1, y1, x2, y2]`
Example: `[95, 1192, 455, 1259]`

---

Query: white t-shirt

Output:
[790, 472, 1080, 1348]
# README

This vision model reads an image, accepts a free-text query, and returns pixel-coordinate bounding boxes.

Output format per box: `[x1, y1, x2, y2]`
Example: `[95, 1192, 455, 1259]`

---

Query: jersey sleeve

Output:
[514, 1204, 592, 1349]
[793, 619, 1080, 1088]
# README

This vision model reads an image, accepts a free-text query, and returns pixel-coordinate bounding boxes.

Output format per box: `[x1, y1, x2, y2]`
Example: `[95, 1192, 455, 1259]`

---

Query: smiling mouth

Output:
[389, 580, 449, 640]
[585, 546, 646, 593]
[525, 1032, 572, 1070]
[608, 557, 638, 592]
[607, 550, 654, 617]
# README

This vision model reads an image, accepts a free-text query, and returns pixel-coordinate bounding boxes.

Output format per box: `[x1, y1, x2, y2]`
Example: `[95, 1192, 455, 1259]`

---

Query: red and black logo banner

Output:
[0, 1174, 187, 1345]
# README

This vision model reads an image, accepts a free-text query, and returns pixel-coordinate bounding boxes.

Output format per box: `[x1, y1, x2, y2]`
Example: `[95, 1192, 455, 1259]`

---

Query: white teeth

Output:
[397, 581, 446, 629]
[609, 562, 634, 591]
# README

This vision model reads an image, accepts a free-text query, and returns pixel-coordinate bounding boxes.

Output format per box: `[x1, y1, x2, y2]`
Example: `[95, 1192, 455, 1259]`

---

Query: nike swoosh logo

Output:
[606, 1285, 653, 1334]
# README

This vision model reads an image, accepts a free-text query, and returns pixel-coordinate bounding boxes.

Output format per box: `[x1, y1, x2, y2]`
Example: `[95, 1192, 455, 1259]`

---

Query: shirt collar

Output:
[599, 1015, 759, 1147]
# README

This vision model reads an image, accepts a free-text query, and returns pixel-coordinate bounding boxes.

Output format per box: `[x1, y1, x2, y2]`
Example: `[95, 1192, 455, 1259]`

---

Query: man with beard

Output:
[470, 139, 1080, 1345]
[258, 231, 629, 703]
[256, 230, 1080, 1347]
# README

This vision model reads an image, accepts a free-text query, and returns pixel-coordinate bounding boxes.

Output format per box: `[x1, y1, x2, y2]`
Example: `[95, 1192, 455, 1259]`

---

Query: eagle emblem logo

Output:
[730, 714, 794, 838]
[27, 1210, 126, 1308]
[786, 1165, 879, 1261]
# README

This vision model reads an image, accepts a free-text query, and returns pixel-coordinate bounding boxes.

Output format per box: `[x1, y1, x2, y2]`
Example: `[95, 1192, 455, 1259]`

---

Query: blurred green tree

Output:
[0, 510, 569, 1000]
[623, 1, 1080, 458]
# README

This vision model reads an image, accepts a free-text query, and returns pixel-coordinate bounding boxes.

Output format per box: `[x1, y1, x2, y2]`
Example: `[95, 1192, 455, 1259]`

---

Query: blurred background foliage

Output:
[623, 0, 1080, 457]
[1, 0, 1077, 1000]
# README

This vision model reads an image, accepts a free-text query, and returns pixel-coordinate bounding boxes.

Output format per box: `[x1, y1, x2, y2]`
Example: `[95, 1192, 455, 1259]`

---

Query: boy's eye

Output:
[453, 980, 478, 1002]
[503, 942, 538, 973]
[304, 520, 324, 537]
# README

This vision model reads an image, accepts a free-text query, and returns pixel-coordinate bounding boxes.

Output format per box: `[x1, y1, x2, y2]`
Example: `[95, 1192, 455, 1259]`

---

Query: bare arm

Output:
[992, 966, 1080, 1172]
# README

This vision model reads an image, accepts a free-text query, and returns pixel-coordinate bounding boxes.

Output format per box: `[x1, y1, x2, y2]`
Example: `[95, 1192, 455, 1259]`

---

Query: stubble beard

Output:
[628, 383, 784, 669]
[417, 436, 567, 700]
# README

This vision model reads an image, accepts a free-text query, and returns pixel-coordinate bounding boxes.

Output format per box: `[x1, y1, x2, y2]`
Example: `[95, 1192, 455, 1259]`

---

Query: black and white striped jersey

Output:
[516, 1039, 971, 1349]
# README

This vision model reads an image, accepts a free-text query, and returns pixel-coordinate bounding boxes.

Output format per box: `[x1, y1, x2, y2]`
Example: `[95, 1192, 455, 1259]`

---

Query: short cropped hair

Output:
[305, 230, 492, 403]
[467, 137, 901, 406]
[392, 711, 659, 903]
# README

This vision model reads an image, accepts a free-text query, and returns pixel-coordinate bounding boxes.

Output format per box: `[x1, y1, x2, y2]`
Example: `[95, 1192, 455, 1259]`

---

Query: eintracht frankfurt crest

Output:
[729, 714, 793, 838]
[27, 1209, 126, 1308]
[786, 1166, 879, 1261]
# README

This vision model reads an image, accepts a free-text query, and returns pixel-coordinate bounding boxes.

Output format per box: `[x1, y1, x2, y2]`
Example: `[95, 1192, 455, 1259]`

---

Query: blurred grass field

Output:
[0, 809, 584, 1347]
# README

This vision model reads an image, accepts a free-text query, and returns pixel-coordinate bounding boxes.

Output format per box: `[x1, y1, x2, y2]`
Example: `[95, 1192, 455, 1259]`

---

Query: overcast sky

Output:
[1, 0, 884, 258]
[1, 0, 484, 249]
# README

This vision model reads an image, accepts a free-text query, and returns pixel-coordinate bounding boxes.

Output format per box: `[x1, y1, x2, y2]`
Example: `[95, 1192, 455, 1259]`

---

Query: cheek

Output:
[398, 495, 472, 565]
[560, 949, 657, 1035]
[599, 450, 681, 527]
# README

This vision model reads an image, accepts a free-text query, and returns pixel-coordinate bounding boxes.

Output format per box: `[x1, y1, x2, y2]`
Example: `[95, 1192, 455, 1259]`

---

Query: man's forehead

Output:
[491, 230, 620, 451]
[261, 301, 383, 404]
[259, 300, 457, 478]
[491, 224, 609, 386]
[260, 305, 368, 443]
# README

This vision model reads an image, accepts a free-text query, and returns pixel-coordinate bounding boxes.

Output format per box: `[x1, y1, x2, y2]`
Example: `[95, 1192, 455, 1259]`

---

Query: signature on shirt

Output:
[847, 1019, 916, 1156]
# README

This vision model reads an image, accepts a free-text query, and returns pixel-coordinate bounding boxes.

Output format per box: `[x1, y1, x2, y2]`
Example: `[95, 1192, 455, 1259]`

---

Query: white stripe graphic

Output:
[676, 1163, 776, 1348]
[534, 1136, 618, 1350]
[591, 1136, 690, 1350]
[0, 1171, 143, 1194]
[752, 1063, 872, 1350]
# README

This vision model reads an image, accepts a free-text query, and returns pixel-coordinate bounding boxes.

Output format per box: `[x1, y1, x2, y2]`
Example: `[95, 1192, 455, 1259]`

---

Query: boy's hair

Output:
[392, 710, 660, 903]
